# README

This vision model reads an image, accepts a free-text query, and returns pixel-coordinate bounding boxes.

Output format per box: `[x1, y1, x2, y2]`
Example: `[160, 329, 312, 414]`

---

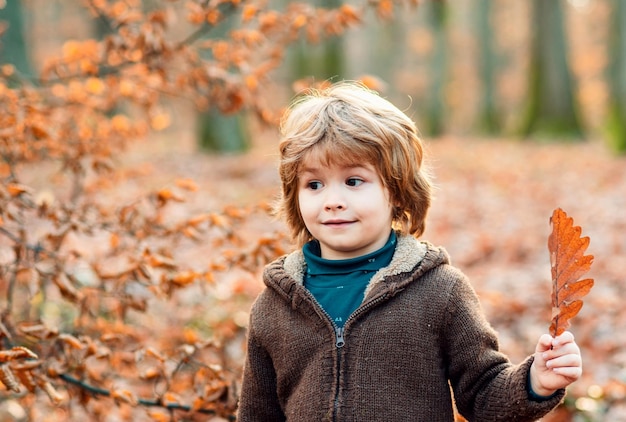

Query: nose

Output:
[324, 185, 345, 211]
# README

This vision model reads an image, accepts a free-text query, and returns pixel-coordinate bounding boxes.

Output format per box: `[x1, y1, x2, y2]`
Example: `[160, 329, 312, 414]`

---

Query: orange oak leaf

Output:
[548, 208, 594, 337]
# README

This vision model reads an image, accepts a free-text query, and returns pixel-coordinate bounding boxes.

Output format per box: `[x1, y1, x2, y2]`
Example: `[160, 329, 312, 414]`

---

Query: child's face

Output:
[297, 159, 394, 260]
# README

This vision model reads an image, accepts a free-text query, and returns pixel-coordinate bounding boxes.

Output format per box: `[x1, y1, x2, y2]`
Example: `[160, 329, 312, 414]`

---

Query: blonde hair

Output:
[275, 81, 432, 247]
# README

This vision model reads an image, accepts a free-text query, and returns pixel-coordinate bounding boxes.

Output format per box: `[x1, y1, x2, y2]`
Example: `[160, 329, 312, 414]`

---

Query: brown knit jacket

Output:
[237, 235, 565, 421]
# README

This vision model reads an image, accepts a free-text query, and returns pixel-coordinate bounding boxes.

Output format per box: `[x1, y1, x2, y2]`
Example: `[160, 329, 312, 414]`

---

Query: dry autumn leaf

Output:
[170, 270, 198, 287]
[40, 380, 65, 405]
[548, 208, 595, 337]
[175, 178, 199, 192]
[6, 183, 32, 197]
[156, 188, 185, 206]
[14, 368, 37, 393]
[0, 346, 38, 363]
[111, 388, 138, 406]
[0, 364, 20, 392]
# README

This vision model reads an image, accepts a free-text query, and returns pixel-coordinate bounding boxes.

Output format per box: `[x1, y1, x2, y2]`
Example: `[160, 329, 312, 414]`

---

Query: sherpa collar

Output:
[282, 233, 429, 299]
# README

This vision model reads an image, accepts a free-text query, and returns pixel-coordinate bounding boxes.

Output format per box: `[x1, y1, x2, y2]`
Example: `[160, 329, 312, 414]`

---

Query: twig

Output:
[58, 374, 236, 420]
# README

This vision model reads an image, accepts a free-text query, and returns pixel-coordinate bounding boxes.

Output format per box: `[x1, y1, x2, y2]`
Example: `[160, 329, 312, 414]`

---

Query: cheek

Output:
[375, 192, 395, 220]
[372, 200, 394, 220]
[369, 186, 393, 208]
[297, 190, 315, 221]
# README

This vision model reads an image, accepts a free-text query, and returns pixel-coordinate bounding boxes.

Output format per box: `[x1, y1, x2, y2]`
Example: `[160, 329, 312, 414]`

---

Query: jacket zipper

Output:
[299, 288, 389, 421]
[300, 289, 344, 421]
[333, 328, 343, 422]
[330, 294, 389, 421]
[335, 327, 345, 348]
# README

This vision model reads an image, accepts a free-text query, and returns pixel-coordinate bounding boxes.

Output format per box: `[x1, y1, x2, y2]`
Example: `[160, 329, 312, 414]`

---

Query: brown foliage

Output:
[0, 0, 418, 419]
[548, 208, 595, 337]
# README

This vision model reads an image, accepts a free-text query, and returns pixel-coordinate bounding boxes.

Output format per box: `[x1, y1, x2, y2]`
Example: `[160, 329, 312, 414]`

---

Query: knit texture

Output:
[237, 235, 565, 421]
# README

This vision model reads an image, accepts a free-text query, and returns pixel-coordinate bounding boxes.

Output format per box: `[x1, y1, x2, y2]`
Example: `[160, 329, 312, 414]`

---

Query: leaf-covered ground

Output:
[78, 135, 626, 419]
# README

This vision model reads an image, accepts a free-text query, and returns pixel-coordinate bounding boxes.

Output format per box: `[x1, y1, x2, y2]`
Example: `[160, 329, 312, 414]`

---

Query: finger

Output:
[550, 338, 581, 357]
[551, 365, 583, 380]
[553, 331, 575, 346]
[543, 345, 581, 365]
[536, 334, 554, 353]
[546, 353, 582, 370]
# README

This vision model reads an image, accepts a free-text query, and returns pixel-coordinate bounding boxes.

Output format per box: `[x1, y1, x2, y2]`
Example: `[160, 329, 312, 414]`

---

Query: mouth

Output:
[322, 220, 355, 227]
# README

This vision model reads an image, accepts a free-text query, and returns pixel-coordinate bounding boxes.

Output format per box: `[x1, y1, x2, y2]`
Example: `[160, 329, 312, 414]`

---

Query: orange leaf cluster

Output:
[0, 347, 39, 394]
[548, 208, 595, 336]
[0, 0, 415, 418]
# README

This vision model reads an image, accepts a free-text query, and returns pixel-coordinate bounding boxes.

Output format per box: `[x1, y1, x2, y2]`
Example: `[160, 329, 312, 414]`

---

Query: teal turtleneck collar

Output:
[302, 231, 397, 327]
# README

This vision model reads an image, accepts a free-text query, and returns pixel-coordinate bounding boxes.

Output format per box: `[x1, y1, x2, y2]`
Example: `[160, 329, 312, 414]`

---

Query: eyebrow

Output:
[299, 163, 371, 173]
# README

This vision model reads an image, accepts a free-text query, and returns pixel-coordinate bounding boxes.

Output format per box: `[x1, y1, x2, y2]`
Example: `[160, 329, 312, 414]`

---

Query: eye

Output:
[307, 181, 323, 190]
[346, 177, 364, 187]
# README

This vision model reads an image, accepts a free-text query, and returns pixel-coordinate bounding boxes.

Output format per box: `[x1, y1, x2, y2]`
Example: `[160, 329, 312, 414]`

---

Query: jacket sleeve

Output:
[443, 273, 565, 422]
[236, 317, 286, 422]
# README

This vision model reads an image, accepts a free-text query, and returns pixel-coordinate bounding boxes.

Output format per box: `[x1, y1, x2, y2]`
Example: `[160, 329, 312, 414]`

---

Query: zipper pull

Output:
[335, 327, 345, 348]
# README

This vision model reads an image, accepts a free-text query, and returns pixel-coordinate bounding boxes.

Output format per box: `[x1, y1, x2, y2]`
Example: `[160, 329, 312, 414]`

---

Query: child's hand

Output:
[529, 331, 582, 397]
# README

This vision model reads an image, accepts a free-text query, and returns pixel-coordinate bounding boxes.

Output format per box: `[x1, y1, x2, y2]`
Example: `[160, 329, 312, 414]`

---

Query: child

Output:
[237, 82, 582, 421]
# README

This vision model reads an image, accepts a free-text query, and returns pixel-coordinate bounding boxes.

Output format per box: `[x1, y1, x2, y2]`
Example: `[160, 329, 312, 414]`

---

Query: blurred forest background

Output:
[0, 0, 625, 421]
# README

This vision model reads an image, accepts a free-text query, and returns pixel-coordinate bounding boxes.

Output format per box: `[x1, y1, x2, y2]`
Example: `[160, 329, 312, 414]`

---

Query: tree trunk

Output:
[290, 0, 345, 81]
[424, 0, 448, 137]
[518, 0, 583, 140]
[197, 110, 250, 153]
[196, 10, 250, 153]
[604, 0, 626, 153]
[475, 0, 501, 135]
[0, 0, 33, 79]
